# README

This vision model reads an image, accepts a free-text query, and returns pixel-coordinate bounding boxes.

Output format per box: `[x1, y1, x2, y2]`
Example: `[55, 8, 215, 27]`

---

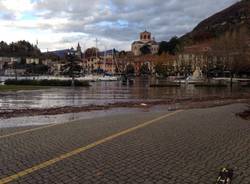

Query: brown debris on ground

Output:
[1, 94, 250, 119]
[236, 106, 250, 120]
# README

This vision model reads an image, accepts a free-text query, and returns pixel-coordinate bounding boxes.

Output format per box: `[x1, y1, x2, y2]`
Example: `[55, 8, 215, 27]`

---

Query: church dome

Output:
[132, 41, 144, 45]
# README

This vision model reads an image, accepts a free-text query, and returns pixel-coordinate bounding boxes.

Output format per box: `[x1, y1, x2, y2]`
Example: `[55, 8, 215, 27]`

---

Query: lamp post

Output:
[13, 60, 17, 80]
[67, 49, 76, 87]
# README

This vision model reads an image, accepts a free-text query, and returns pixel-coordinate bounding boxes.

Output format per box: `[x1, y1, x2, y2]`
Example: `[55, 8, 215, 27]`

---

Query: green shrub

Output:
[194, 83, 227, 87]
[5, 79, 90, 87]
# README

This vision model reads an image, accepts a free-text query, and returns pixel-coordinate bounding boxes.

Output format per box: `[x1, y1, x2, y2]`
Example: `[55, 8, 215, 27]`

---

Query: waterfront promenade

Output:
[0, 104, 249, 184]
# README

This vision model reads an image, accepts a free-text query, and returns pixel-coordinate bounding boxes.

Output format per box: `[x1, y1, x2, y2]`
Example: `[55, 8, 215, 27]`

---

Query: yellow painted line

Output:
[0, 110, 182, 184]
[0, 124, 60, 139]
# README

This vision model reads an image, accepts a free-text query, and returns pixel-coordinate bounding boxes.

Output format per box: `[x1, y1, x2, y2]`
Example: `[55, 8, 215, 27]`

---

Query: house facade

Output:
[26, 58, 39, 65]
[84, 49, 120, 74]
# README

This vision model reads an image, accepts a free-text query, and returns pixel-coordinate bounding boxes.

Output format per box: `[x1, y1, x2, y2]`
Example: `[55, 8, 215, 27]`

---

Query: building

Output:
[131, 31, 159, 56]
[50, 44, 82, 60]
[26, 58, 39, 65]
[85, 56, 101, 73]
[4, 69, 26, 76]
[0, 57, 21, 75]
[49, 45, 85, 75]
[76, 43, 82, 59]
[41, 59, 53, 66]
[84, 49, 120, 74]
[0, 57, 21, 65]
[174, 43, 235, 77]
[51, 61, 65, 76]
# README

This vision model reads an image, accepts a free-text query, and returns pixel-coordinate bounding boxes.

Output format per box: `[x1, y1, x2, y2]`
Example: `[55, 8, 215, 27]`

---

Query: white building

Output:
[26, 58, 39, 65]
[0, 57, 21, 65]
[4, 69, 26, 76]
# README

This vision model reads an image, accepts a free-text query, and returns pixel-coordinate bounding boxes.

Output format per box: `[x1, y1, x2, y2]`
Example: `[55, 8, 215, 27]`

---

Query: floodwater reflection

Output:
[0, 78, 249, 110]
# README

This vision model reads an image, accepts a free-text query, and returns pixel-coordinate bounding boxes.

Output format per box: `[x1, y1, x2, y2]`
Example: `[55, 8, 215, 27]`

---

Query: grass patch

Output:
[5, 79, 91, 87]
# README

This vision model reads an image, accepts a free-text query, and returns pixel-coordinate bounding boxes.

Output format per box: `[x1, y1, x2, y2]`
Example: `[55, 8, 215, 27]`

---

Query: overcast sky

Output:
[0, 0, 238, 51]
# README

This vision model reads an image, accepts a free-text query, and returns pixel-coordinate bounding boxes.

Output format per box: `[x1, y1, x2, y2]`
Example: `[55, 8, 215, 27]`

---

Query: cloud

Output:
[0, 0, 238, 51]
[0, 0, 35, 19]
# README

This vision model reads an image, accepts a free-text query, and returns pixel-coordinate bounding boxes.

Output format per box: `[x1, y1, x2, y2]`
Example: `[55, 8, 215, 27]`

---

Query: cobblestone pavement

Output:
[0, 104, 250, 184]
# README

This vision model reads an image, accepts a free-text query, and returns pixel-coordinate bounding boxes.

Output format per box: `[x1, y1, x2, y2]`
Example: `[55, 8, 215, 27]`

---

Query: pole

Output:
[71, 55, 75, 87]
[112, 49, 114, 74]
[95, 38, 99, 73]
[67, 51, 75, 87]
[230, 56, 233, 91]
[104, 47, 106, 73]
[14, 61, 17, 80]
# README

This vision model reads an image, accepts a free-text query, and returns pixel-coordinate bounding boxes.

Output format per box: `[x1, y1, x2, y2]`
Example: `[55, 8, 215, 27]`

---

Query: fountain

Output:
[186, 67, 205, 84]
[192, 67, 204, 80]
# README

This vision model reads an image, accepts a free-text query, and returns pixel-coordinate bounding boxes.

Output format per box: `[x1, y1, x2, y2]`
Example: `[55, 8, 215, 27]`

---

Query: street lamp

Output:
[67, 49, 76, 87]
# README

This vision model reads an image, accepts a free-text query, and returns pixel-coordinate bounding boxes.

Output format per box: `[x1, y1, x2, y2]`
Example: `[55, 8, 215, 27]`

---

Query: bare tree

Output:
[211, 26, 250, 86]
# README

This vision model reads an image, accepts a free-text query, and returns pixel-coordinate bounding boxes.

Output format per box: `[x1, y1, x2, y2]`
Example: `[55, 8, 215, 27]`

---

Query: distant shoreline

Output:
[1, 95, 250, 119]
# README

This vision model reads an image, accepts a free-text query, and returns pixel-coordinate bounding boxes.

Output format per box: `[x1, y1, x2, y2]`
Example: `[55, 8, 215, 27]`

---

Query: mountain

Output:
[181, 0, 250, 45]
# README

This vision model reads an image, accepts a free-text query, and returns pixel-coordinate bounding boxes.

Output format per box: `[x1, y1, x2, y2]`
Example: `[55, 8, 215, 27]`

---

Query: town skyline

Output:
[0, 0, 238, 52]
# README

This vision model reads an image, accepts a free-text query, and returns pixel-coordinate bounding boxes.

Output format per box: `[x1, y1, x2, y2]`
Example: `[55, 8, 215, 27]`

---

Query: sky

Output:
[0, 0, 238, 52]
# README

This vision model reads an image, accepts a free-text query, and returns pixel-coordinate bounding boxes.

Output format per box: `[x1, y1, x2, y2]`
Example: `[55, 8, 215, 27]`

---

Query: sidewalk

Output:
[0, 104, 249, 184]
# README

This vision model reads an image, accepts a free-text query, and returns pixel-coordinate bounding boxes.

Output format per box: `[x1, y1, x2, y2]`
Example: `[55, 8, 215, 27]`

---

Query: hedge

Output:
[5, 79, 90, 87]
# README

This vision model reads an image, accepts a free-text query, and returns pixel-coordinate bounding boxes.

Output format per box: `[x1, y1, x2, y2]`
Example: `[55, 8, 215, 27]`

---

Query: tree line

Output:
[0, 40, 41, 57]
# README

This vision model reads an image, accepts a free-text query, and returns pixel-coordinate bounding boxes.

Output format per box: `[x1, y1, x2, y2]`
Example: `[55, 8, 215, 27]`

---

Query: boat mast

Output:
[95, 38, 98, 72]
[113, 49, 122, 75]
[112, 49, 114, 74]
[104, 47, 106, 73]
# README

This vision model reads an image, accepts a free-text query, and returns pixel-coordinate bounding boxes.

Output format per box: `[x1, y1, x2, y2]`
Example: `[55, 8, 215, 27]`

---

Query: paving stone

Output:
[0, 104, 249, 183]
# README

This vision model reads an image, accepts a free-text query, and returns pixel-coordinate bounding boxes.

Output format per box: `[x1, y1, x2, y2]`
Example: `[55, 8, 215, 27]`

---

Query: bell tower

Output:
[140, 31, 151, 42]
[76, 42, 82, 58]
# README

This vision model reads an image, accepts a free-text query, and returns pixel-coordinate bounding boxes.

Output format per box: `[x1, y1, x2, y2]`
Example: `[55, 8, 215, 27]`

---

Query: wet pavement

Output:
[0, 107, 145, 129]
[0, 104, 249, 184]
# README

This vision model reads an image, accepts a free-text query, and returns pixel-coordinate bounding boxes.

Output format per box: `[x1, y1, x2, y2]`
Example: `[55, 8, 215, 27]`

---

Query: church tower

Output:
[131, 30, 159, 56]
[140, 31, 152, 42]
[76, 43, 82, 58]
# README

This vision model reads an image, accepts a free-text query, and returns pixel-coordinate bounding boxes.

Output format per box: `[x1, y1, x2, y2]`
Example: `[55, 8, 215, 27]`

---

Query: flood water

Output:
[0, 78, 249, 128]
[0, 78, 250, 110]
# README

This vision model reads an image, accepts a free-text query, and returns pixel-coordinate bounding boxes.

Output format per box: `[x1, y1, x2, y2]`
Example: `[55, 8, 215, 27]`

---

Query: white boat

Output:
[185, 76, 205, 84]
[79, 75, 119, 82]
[173, 78, 205, 84]
[78, 75, 98, 82]
[97, 75, 119, 81]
